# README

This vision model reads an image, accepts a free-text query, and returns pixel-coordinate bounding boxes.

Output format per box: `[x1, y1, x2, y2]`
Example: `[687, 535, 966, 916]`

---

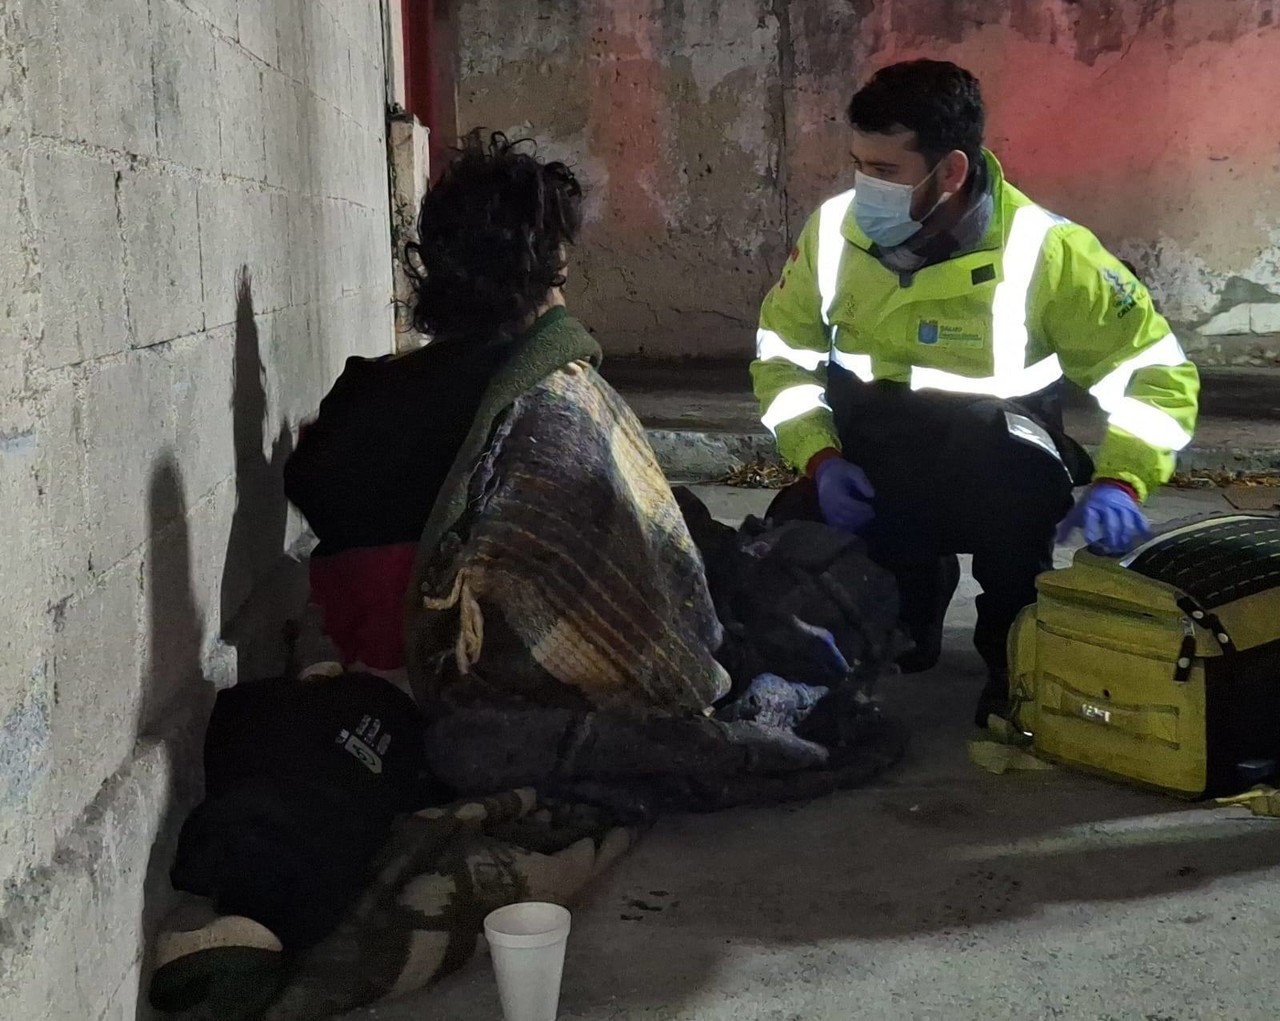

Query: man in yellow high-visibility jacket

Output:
[751, 60, 1200, 726]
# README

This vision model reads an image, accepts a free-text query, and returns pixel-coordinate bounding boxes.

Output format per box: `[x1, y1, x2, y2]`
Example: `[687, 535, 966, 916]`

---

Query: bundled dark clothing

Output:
[676, 491, 905, 702]
[170, 672, 427, 948]
[154, 788, 641, 1021]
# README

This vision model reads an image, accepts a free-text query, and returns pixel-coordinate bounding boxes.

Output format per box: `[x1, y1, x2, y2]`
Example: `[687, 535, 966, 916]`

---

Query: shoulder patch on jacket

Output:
[1101, 267, 1141, 319]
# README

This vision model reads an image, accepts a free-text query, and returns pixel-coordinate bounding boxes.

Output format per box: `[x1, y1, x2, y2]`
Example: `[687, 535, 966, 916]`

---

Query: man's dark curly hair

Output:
[404, 131, 583, 342]
[847, 60, 986, 168]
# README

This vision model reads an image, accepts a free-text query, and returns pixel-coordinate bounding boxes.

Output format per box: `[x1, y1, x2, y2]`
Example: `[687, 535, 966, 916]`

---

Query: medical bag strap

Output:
[1175, 594, 1236, 655]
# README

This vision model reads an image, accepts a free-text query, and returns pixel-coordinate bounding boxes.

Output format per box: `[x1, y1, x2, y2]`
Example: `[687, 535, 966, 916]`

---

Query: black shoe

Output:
[974, 669, 1010, 728]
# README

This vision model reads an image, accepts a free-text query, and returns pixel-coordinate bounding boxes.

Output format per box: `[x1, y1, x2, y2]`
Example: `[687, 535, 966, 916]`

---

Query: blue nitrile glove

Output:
[814, 457, 876, 534]
[1056, 481, 1152, 556]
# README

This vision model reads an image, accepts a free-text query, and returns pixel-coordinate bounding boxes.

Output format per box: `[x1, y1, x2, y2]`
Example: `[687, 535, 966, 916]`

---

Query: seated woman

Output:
[286, 133, 904, 813]
[286, 132, 733, 705]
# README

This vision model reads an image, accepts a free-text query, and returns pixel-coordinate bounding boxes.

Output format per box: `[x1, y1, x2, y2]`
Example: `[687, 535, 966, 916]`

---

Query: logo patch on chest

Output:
[918, 320, 984, 347]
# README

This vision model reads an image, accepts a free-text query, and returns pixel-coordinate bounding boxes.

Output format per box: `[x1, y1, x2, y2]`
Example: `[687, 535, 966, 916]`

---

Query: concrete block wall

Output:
[0, 1, 395, 1016]
[453, 0, 1280, 364]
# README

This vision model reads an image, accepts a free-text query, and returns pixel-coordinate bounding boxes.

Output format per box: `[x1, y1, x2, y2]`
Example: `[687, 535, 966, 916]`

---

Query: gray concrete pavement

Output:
[350, 487, 1280, 1021]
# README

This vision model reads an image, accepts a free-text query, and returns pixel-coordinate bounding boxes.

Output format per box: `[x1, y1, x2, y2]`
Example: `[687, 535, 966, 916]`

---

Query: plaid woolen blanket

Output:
[406, 313, 730, 713]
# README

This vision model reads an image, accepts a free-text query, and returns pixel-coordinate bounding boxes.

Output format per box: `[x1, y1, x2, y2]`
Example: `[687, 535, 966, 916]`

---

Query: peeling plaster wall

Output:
[0, 2, 394, 1016]
[456, 0, 1280, 363]
[456, 0, 787, 356]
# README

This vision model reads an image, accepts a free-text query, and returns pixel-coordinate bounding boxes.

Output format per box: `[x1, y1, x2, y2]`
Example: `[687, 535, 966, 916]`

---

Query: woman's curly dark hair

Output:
[404, 131, 583, 342]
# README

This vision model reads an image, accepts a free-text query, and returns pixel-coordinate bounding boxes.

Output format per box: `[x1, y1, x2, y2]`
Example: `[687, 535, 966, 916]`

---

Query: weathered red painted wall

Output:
[455, 0, 1280, 362]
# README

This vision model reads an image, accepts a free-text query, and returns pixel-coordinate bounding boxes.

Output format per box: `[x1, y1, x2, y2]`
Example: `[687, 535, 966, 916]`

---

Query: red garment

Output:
[308, 544, 419, 670]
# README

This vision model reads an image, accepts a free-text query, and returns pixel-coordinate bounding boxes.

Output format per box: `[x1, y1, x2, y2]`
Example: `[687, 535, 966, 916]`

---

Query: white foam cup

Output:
[483, 902, 572, 1021]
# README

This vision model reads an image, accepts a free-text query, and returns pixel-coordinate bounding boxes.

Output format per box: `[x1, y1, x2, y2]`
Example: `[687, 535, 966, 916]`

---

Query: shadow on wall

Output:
[133, 455, 210, 1021]
[219, 268, 297, 680]
[132, 270, 299, 1018]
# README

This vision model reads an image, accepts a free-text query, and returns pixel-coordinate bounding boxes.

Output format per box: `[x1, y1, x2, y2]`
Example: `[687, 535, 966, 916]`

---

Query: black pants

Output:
[819, 371, 1083, 673]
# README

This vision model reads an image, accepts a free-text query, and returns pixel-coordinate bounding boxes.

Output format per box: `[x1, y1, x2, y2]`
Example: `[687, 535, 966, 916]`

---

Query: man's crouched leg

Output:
[891, 554, 961, 674]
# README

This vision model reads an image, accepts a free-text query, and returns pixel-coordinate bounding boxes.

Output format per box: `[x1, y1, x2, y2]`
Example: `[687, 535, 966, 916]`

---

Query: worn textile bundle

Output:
[151, 789, 638, 1020]
[425, 703, 905, 818]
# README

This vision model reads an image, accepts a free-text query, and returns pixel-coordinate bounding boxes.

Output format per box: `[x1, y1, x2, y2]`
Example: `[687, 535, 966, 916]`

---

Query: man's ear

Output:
[939, 150, 971, 195]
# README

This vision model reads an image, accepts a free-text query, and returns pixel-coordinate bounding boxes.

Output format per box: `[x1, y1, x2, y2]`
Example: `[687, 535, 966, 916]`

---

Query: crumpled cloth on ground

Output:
[715, 673, 829, 729]
[967, 712, 1054, 775]
[968, 740, 1056, 775]
[425, 699, 907, 820]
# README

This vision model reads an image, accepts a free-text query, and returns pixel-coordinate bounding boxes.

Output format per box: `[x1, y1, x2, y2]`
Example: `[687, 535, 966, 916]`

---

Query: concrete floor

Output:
[349, 487, 1280, 1021]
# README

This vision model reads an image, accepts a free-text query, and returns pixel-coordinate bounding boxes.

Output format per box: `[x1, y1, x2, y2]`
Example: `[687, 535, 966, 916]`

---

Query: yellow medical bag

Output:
[1009, 514, 1280, 797]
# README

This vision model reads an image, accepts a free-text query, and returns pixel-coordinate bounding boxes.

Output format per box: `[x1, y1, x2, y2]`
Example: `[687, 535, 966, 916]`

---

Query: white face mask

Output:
[853, 164, 950, 248]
